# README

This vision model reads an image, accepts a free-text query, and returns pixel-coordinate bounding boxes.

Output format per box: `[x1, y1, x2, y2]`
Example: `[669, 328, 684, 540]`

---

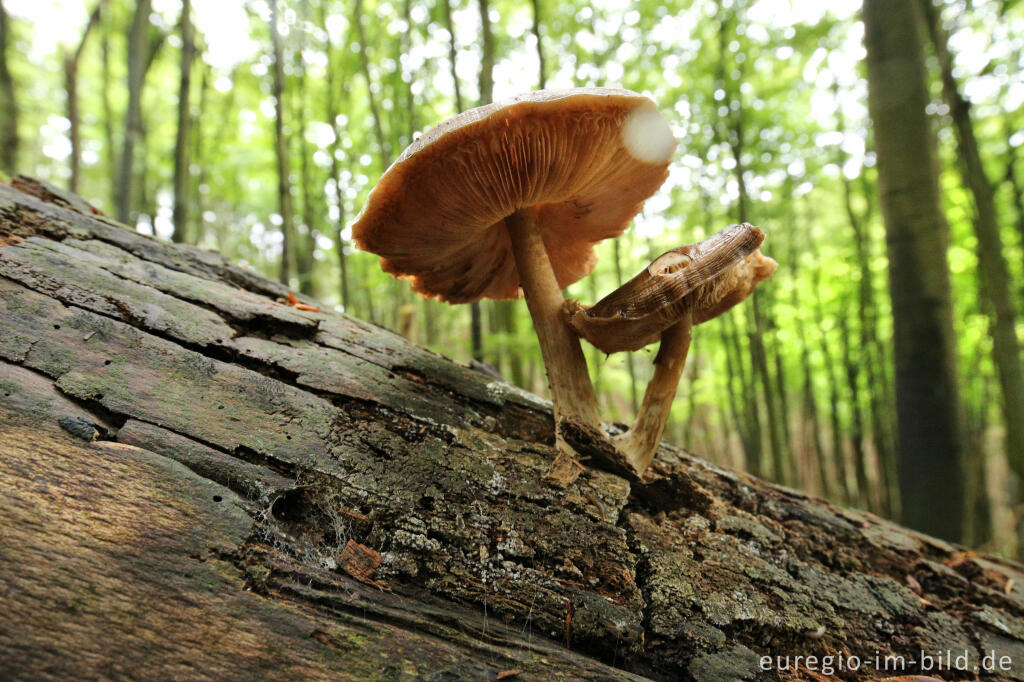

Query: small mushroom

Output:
[564, 223, 777, 476]
[564, 223, 767, 354]
[352, 88, 677, 468]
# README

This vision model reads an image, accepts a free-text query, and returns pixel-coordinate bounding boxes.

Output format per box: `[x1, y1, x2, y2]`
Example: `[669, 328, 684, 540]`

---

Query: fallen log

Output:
[1, 177, 1023, 681]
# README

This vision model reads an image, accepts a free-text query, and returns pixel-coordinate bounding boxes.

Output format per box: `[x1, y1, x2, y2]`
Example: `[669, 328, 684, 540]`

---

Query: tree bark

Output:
[0, 0, 17, 176]
[5, 178, 1024, 679]
[863, 0, 966, 542]
[170, 0, 194, 244]
[115, 0, 152, 224]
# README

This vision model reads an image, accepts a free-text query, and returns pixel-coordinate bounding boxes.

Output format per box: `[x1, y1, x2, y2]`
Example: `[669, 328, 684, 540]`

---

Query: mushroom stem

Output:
[612, 311, 693, 473]
[506, 206, 602, 455]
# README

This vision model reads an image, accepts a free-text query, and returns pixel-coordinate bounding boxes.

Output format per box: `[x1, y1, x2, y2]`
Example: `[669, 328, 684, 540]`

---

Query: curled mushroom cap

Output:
[351, 88, 677, 303]
[560, 224, 777, 478]
[565, 223, 768, 354]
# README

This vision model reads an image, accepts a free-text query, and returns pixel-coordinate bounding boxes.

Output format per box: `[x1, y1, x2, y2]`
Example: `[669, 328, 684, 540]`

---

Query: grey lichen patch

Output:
[714, 512, 784, 546]
[862, 574, 925, 619]
[977, 631, 1024, 681]
[687, 644, 761, 682]
[912, 611, 978, 671]
[975, 605, 1024, 642]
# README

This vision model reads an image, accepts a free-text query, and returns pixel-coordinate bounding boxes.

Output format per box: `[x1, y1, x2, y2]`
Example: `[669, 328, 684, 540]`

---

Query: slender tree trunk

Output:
[863, 0, 965, 541]
[748, 296, 786, 483]
[1005, 128, 1024, 306]
[268, 0, 296, 286]
[353, 0, 389, 165]
[468, 0, 495, 364]
[171, 0, 194, 244]
[115, 0, 152, 224]
[293, 0, 316, 295]
[64, 2, 102, 193]
[839, 311, 872, 510]
[190, 62, 208, 246]
[724, 309, 762, 476]
[440, 0, 463, 111]
[477, 0, 494, 105]
[530, 0, 546, 88]
[812, 266, 854, 505]
[922, 0, 1024, 482]
[727, 112, 786, 483]
[100, 5, 116, 205]
[835, 113, 898, 515]
[796, 303, 829, 497]
[0, 0, 17, 176]
[963, 345, 994, 548]
[324, 2, 349, 312]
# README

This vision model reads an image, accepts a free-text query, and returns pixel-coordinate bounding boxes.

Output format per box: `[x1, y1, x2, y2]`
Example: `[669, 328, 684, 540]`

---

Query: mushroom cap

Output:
[565, 224, 768, 353]
[351, 88, 678, 303]
[691, 248, 777, 324]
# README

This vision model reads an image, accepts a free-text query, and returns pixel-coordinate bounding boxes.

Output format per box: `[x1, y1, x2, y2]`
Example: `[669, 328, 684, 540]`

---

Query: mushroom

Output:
[352, 88, 677, 467]
[564, 223, 777, 476]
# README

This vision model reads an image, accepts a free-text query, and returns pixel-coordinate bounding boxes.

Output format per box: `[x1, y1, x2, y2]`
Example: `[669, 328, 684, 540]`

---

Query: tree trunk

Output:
[64, 2, 103, 194]
[4, 177, 1024, 680]
[835, 87, 897, 515]
[921, 0, 1024, 483]
[268, 0, 296, 287]
[323, 1, 349, 312]
[170, 0, 194, 244]
[352, 0, 389, 166]
[100, 5, 116, 204]
[530, 0, 546, 88]
[0, 0, 17, 176]
[477, 0, 494, 106]
[292, 0, 317, 295]
[115, 0, 152, 224]
[440, 0, 463, 111]
[863, 0, 966, 542]
[468, 0, 496, 365]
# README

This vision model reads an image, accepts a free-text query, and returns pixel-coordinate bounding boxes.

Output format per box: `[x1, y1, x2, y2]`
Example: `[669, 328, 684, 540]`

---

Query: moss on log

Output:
[2, 177, 1024, 680]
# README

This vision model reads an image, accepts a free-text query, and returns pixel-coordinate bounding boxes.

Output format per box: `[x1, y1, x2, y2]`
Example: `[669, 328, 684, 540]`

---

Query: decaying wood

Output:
[3, 177, 1024, 680]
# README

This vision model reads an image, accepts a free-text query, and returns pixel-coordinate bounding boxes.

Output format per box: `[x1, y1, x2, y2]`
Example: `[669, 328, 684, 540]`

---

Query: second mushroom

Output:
[564, 223, 777, 478]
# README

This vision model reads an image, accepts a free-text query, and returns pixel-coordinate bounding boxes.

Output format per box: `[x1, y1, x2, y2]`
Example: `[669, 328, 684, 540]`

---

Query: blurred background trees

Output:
[2, 0, 1023, 552]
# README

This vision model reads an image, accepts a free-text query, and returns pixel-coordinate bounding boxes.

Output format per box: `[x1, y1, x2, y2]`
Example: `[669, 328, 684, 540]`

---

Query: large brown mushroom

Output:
[352, 88, 677, 463]
[564, 223, 777, 476]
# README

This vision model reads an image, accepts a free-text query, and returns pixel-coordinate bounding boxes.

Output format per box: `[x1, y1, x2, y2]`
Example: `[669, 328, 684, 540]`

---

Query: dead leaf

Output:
[339, 539, 390, 590]
[905, 573, 922, 594]
[496, 671, 521, 680]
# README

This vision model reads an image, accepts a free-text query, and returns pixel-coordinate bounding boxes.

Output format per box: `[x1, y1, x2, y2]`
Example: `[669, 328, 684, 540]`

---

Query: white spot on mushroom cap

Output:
[621, 108, 677, 164]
